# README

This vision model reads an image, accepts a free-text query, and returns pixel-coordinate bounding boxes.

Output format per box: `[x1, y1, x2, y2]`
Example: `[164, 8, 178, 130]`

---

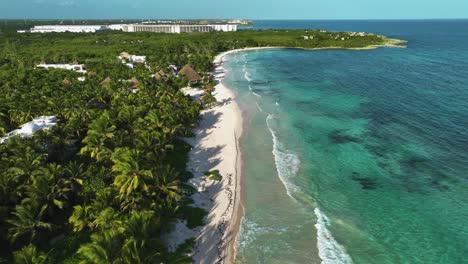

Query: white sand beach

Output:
[166, 51, 244, 263]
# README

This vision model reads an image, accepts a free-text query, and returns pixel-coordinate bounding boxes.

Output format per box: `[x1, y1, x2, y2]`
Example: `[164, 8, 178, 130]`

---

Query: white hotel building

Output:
[121, 24, 237, 33]
[27, 25, 111, 33]
[19, 24, 237, 34]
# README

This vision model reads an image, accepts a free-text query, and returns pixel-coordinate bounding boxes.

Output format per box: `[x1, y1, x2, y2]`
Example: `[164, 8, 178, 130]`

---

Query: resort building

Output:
[25, 25, 111, 33]
[1, 116, 58, 144]
[37, 63, 87, 73]
[121, 24, 237, 33]
[19, 24, 237, 34]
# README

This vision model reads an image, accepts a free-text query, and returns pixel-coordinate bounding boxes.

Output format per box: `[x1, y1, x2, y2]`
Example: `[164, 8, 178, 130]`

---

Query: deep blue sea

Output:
[224, 20, 468, 263]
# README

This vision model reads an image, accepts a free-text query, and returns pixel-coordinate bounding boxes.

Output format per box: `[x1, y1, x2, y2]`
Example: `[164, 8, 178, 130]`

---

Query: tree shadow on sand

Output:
[181, 109, 239, 263]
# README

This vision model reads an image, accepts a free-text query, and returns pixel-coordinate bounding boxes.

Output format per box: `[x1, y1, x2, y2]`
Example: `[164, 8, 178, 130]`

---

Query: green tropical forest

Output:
[0, 28, 388, 263]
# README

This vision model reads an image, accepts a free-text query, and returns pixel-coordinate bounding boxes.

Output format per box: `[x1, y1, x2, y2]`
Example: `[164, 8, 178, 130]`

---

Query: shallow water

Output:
[224, 20, 468, 264]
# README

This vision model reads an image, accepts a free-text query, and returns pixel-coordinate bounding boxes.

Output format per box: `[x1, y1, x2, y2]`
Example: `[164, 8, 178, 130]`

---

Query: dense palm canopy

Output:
[0, 30, 208, 263]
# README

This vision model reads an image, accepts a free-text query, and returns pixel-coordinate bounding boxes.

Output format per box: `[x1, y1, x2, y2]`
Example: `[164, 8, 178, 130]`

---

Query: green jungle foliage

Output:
[0, 29, 385, 263]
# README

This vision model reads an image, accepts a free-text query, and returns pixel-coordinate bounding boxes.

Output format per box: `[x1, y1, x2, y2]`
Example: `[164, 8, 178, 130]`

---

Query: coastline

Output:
[172, 38, 407, 263]
[211, 38, 407, 59]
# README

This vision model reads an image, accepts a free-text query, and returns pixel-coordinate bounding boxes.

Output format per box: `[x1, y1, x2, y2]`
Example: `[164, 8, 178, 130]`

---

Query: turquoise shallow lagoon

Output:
[223, 20, 468, 263]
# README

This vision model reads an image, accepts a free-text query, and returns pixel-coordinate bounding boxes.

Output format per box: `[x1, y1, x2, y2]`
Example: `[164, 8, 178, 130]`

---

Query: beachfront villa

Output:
[118, 52, 146, 69]
[121, 24, 237, 33]
[118, 52, 147, 63]
[0, 116, 58, 144]
[36, 63, 87, 73]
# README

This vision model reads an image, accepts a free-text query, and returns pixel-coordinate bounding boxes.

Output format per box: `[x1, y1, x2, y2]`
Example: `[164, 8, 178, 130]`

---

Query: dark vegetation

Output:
[0, 28, 387, 263]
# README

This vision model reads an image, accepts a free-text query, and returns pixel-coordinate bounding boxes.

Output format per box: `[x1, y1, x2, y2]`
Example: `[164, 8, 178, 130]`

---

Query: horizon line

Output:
[1, 18, 468, 21]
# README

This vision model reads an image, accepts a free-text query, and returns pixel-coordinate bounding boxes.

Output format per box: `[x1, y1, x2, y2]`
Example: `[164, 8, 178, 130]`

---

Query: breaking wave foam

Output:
[314, 208, 353, 264]
[256, 102, 263, 112]
[266, 114, 300, 199]
[237, 216, 288, 252]
[244, 71, 253, 82]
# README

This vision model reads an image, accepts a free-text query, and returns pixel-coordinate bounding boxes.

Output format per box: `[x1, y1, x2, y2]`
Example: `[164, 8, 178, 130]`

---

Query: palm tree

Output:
[154, 166, 180, 201]
[90, 207, 123, 233]
[13, 244, 47, 264]
[80, 132, 111, 163]
[23, 164, 72, 214]
[80, 111, 115, 162]
[7, 146, 43, 188]
[68, 205, 92, 232]
[7, 203, 52, 244]
[77, 230, 123, 264]
[111, 148, 152, 198]
[120, 210, 165, 264]
[64, 161, 85, 190]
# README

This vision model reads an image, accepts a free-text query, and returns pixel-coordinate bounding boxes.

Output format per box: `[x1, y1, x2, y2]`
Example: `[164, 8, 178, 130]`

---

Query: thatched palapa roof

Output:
[120, 52, 131, 59]
[153, 72, 163, 80]
[179, 64, 202, 82]
[62, 79, 72, 86]
[99, 77, 112, 86]
[129, 77, 140, 89]
[154, 70, 169, 80]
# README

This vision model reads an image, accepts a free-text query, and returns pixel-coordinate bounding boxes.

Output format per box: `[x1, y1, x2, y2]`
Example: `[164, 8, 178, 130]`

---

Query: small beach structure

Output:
[153, 72, 163, 80]
[129, 77, 140, 89]
[178, 64, 202, 83]
[62, 79, 72, 86]
[99, 77, 112, 86]
[130, 55, 146, 63]
[118, 52, 146, 63]
[169, 64, 178, 72]
[1, 116, 58, 144]
[119, 52, 131, 60]
[37, 63, 87, 73]
[152, 70, 169, 80]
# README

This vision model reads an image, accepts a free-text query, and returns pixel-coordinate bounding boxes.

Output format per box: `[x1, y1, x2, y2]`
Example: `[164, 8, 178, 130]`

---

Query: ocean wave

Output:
[256, 102, 263, 112]
[248, 85, 253, 91]
[237, 216, 288, 251]
[266, 114, 301, 199]
[244, 71, 253, 82]
[314, 208, 353, 264]
[252, 92, 262, 98]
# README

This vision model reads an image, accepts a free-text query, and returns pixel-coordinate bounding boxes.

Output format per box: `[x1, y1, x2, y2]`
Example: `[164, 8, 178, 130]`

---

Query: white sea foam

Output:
[244, 71, 253, 82]
[275, 101, 280, 106]
[314, 208, 353, 264]
[266, 114, 300, 199]
[252, 92, 262, 98]
[256, 102, 263, 112]
[237, 216, 288, 251]
[248, 85, 253, 91]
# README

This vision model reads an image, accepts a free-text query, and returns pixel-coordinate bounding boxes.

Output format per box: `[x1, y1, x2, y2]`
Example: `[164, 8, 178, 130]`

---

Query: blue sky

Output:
[0, 0, 467, 19]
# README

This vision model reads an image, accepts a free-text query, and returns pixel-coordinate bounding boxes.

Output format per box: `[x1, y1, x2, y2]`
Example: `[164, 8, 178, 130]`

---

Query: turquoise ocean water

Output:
[222, 20, 468, 263]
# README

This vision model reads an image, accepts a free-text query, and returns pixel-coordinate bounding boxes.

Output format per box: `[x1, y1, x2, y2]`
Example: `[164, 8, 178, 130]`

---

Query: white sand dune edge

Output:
[165, 50, 250, 264]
